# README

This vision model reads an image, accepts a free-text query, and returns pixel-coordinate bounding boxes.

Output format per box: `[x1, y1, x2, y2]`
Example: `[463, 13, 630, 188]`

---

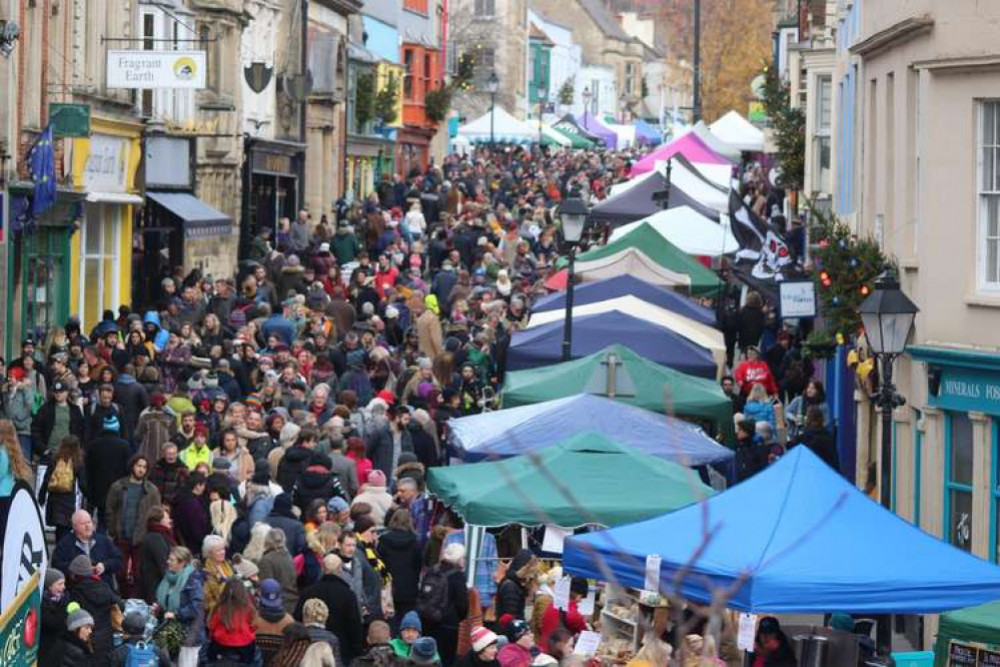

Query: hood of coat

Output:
[299, 466, 334, 492]
[283, 446, 313, 466]
[506, 548, 539, 584]
[377, 529, 417, 551]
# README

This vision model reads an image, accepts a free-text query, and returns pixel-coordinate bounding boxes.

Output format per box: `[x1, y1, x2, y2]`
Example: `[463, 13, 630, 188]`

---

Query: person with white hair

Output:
[295, 553, 365, 663]
[201, 534, 234, 615]
[420, 542, 469, 664]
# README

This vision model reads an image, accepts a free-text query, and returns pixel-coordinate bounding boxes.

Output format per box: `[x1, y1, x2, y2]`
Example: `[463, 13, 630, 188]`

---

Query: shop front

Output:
[135, 135, 233, 308]
[240, 137, 306, 258]
[346, 134, 393, 201]
[907, 345, 1000, 564]
[396, 126, 434, 178]
[70, 120, 143, 332]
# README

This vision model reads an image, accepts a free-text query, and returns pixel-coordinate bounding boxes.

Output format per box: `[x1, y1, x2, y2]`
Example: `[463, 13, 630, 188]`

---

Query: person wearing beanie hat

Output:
[351, 468, 394, 527]
[179, 421, 213, 472]
[50, 601, 97, 665]
[390, 610, 430, 658]
[264, 492, 307, 557]
[417, 292, 444, 359]
[64, 551, 122, 657]
[409, 636, 442, 665]
[497, 618, 535, 667]
[39, 568, 70, 666]
[456, 626, 501, 667]
[108, 611, 172, 666]
[254, 578, 295, 664]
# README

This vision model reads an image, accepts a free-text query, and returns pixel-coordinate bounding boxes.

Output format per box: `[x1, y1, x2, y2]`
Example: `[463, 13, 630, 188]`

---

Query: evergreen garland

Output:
[760, 62, 805, 191]
[355, 72, 376, 129]
[454, 53, 475, 91]
[810, 206, 893, 341]
[558, 79, 574, 105]
[375, 72, 399, 125]
[424, 86, 453, 123]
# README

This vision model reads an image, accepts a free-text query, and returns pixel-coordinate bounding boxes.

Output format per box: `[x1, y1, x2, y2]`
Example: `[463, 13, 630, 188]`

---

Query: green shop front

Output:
[4, 185, 83, 359]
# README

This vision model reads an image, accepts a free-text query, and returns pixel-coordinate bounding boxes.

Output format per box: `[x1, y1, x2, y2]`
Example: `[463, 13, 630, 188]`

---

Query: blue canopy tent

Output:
[633, 118, 663, 146]
[563, 446, 1000, 614]
[505, 311, 718, 378]
[530, 275, 716, 326]
[448, 393, 734, 466]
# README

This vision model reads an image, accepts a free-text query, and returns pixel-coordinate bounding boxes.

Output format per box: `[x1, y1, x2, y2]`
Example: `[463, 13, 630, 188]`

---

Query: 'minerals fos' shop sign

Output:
[931, 366, 1000, 416]
[106, 50, 206, 89]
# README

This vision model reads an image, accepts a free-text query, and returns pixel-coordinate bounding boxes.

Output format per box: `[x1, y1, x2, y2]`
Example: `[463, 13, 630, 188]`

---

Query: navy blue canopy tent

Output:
[531, 275, 716, 327]
[448, 393, 734, 466]
[505, 311, 718, 378]
[564, 446, 1000, 614]
[590, 169, 718, 227]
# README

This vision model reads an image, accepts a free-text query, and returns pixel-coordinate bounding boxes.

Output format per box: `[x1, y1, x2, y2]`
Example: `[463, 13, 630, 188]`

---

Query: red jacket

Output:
[735, 359, 778, 396]
[209, 607, 256, 647]
[538, 599, 587, 652]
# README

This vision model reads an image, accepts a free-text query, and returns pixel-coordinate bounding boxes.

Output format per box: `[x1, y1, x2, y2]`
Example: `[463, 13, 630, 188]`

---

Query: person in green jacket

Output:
[390, 611, 440, 661]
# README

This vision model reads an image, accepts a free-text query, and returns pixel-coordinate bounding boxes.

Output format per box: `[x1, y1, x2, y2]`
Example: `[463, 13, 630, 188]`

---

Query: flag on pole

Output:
[728, 189, 792, 281]
[28, 124, 56, 217]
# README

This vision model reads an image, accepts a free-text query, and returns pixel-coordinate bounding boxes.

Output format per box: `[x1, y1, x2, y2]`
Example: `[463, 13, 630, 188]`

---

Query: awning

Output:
[146, 191, 232, 238]
[86, 192, 144, 205]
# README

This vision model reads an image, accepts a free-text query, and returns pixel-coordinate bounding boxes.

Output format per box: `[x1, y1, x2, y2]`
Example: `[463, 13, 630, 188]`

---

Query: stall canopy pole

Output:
[465, 526, 485, 588]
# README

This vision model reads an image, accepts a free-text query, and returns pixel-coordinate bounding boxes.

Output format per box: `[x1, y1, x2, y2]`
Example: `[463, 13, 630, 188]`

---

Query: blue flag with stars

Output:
[28, 124, 56, 216]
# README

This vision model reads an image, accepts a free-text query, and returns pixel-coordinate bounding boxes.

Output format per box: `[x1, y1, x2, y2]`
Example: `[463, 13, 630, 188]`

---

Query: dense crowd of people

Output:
[0, 143, 836, 667]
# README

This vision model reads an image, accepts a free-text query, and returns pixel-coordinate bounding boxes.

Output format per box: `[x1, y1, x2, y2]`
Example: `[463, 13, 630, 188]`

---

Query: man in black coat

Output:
[84, 415, 131, 524]
[85, 383, 128, 443]
[113, 370, 149, 442]
[51, 510, 123, 588]
[295, 554, 364, 664]
[265, 492, 307, 557]
[276, 429, 318, 492]
[31, 380, 85, 458]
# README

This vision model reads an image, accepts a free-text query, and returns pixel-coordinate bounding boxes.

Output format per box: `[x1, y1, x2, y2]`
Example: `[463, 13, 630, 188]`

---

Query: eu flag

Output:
[28, 124, 56, 216]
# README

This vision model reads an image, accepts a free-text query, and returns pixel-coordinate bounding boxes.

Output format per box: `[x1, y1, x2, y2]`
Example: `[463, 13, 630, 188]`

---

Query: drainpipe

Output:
[300, 0, 308, 212]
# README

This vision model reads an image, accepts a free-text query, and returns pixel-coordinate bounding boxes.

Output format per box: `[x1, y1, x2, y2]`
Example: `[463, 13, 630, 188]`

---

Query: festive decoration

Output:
[354, 72, 376, 129]
[558, 79, 574, 106]
[374, 72, 399, 125]
[424, 86, 453, 123]
[810, 206, 893, 341]
[454, 53, 475, 91]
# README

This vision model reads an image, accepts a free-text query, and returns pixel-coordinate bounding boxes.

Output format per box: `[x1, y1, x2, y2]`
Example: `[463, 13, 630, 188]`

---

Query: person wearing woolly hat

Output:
[417, 293, 444, 358]
[390, 610, 428, 658]
[497, 618, 535, 667]
[409, 636, 442, 666]
[48, 601, 96, 665]
[455, 626, 501, 666]
[351, 468, 394, 526]
[39, 567, 69, 666]
[65, 551, 122, 658]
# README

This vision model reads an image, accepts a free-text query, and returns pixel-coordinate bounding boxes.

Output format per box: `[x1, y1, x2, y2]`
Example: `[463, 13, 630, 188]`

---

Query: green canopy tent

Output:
[562, 222, 723, 297]
[934, 600, 1000, 666]
[548, 124, 596, 149]
[426, 432, 712, 529]
[502, 344, 734, 443]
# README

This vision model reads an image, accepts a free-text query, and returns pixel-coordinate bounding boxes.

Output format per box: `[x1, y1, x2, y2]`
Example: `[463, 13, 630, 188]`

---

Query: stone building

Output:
[449, 0, 529, 122]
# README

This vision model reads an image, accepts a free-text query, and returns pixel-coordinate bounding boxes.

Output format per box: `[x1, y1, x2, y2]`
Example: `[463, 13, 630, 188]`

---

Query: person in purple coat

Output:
[172, 472, 211, 553]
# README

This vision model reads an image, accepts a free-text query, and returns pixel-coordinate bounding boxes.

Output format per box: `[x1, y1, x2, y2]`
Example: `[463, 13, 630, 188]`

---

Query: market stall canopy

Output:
[564, 446, 1000, 614]
[524, 295, 726, 369]
[448, 393, 733, 466]
[608, 206, 739, 257]
[609, 155, 730, 206]
[591, 168, 719, 225]
[633, 118, 663, 146]
[543, 268, 568, 291]
[692, 121, 743, 162]
[457, 107, 538, 145]
[428, 432, 713, 528]
[709, 110, 765, 153]
[548, 124, 597, 149]
[630, 131, 732, 177]
[604, 121, 637, 150]
[552, 114, 602, 145]
[502, 345, 735, 441]
[579, 114, 618, 148]
[934, 601, 1000, 666]
[506, 310, 718, 378]
[531, 275, 715, 326]
[573, 222, 723, 297]
[539, 123, 571, 147]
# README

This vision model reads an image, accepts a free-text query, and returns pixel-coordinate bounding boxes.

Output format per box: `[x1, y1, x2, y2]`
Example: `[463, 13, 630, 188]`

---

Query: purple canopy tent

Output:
[579, 114, 617, 149]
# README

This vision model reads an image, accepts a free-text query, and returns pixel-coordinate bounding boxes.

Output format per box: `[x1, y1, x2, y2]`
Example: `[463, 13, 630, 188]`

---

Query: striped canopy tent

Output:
[548, 124, 596, 149]
[539, 123, 572, 147]
[457, 107, 538, 145]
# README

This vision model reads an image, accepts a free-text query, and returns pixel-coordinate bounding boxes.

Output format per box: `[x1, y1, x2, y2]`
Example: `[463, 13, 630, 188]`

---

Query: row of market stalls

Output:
[436, 109, 1000, 663]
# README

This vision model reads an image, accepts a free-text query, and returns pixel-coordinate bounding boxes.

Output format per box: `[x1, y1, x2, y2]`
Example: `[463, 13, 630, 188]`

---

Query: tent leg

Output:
[466, 526, 484, 589]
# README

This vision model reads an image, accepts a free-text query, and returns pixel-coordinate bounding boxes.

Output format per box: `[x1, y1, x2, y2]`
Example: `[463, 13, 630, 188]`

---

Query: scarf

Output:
[157, 564, 193, 613]
[146, 521, 177, 546]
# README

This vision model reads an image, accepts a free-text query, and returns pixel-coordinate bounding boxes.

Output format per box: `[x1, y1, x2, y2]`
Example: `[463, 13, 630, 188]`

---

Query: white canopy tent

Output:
[457, 107, 538, 145]
[608, 206, 739, 257]
[608, 160, 730, 211]
[709, 111, 765, 153]
[525, 294, 726, 370]
[604, 122, 637, 149]
[575, 246, 693, 289]
[691, 121, 742, 162]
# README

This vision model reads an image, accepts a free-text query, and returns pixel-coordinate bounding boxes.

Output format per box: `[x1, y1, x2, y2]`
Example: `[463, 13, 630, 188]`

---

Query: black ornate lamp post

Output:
[558, 197, 590, 361]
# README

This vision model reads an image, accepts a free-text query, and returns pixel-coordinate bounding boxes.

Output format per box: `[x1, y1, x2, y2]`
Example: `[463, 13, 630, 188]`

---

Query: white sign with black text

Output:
[779, 280, 817, 319]
[106, 50, 206, 89]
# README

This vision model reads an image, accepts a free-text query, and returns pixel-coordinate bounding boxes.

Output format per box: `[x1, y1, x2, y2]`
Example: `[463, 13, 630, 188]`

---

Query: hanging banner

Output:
[106, 50, 206, 89]
[0, 482, 47, 611]
[0, 570, 40, 667]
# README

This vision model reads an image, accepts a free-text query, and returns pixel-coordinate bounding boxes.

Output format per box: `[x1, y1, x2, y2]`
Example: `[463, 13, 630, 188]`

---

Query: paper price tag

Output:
[541, 526, 571, 554]
[578, 586, 596, 616]
[644, 554, 661, 593]
[553, 576, 571, 611]
[574, 630, 602, 656]
[737, 613, 758, 651]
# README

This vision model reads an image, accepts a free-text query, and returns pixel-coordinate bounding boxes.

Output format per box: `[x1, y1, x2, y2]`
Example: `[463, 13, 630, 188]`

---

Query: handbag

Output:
[380, 583, 395, 619]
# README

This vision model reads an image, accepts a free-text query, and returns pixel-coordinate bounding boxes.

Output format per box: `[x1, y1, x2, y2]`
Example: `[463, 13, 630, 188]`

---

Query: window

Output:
[424, 53, 432, 93]
[403, 0, 428, 14]
[946, 413, 974, 553]
[625, 63, 635, 96]
[474, 48, 495, 85]
[813, 75, 832, 194]
[817, 75, 832, 130]
[403, 49, 414, 100]
[79, 205, 122, 332]
[979, 100, 1000, 288]
[141, 13, 156, 116]
[474, 0, 495, 17]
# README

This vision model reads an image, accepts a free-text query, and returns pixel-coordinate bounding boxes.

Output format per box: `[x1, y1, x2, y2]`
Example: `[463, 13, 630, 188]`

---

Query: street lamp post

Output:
[858, 271, 918, 655]
[582, 86, 591, 126]
[487, 71, 499, 148]
[558, 197, 589, 361]
[537, 81, 547, 147]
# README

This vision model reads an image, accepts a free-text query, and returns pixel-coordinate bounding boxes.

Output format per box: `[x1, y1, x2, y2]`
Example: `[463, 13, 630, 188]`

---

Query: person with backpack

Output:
[108, 611, 171, 666]
[418, 543, 468, 665]
[38, 435, 87, 543]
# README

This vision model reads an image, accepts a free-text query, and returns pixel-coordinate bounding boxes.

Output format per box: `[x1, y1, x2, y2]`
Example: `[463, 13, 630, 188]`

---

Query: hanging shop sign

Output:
[106, 50, 206, 89]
